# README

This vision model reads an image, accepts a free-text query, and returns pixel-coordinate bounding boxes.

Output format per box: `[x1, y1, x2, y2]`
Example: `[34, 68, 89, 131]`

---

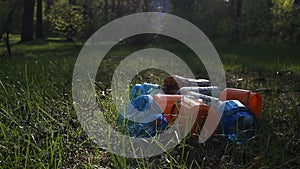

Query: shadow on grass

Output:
[0, 38, 83, 59]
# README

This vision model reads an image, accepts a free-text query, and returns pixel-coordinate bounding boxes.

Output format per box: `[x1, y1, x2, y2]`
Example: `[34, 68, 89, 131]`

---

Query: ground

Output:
[0, 36, 299, 168]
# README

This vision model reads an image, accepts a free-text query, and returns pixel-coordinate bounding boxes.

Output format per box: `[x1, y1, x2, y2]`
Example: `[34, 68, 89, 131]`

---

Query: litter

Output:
[116, 75, 262, 143]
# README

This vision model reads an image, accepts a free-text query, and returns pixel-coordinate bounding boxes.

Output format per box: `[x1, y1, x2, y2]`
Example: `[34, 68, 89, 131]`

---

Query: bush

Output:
[47, 0, 85, 41]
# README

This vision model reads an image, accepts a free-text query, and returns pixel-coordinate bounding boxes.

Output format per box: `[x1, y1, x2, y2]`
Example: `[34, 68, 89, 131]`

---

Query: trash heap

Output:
[117, 75, 262, 143]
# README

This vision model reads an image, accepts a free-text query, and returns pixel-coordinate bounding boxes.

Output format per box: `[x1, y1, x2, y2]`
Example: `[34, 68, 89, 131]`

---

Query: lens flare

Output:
[151, 0, 171, 31]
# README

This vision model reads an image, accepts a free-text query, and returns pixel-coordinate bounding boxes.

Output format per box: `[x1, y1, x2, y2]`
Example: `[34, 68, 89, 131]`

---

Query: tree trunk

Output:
[228, 0, 236, 18]
[236, 0, 242, 17]
[21, 0, 35, 42]
[104, 0, 109, 23]
[36, 0, 44, 39]
[111, 0, 115, 19]
[4, 32, 12, 59]
[0, 1, 18, 41]
[116, 1, 123, 17]
[0, 1, 18, 58]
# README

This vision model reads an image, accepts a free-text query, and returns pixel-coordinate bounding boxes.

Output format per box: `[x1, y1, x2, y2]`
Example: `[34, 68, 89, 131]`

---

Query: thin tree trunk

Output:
[236, 0, 242, 17]
[21, 0, 35, 42]
[228, 0, 235, 17]
[4, 32, 12, 59]
[116, 1, 122, 17]
[36, 0, 44, 39]
[111, 0, 115, 19]
[0, 1, 18, 58]
[104, 0, 109, 23]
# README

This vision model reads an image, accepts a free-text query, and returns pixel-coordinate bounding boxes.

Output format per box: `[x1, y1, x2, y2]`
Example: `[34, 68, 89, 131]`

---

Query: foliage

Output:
[272, 0, 294, 19]
[47, 0, 85, 41]
[271, 0, 295, 41]
[238, 0, 273, 42]
[1, 0, 300, 43]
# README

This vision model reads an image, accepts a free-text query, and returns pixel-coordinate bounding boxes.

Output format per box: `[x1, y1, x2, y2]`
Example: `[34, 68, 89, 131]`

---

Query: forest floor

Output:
[0, 36, 299, 168]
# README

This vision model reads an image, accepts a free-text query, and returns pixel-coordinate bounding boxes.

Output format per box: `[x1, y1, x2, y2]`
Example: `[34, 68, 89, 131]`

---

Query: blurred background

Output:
[0, 0, 299, 168]
[1, 0, 300, 44]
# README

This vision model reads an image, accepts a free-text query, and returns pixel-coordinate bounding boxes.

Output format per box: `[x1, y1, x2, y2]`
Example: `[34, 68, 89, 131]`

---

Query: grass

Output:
[216, 43, 300, 72]
[0, 35, 299, 168]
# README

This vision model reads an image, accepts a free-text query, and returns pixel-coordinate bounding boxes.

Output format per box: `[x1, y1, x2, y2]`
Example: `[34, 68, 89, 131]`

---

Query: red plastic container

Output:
[153, 94, 183, 122]
[219, 88, 263, 117]
[153, 95, 216, 135]
[171, 98, 211, 135]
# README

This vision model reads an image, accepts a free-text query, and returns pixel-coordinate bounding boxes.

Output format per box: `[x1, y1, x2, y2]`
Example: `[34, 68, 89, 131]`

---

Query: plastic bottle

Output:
[130, 83, 163, 100]
[219, 88, 263, 117]
[189, 92, 258, 143]
[176, 86, 222, 96]
[163, 75, 211, 94]
[178, 87, 263, 117]
[117, 95, 167, 138]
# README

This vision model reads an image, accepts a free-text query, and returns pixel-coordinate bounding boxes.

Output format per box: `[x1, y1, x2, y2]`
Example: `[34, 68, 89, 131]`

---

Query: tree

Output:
[47, 0, 85, 41]
[239, 0, 273, 42]
[271, 0, 295, 41]
[21, 0, 35, 42]
[36, 0, 44, 39]
[292, 1, 300, 41]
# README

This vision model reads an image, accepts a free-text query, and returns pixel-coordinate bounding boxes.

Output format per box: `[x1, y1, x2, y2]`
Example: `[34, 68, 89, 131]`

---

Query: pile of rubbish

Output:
[117, 75, 262, 143]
